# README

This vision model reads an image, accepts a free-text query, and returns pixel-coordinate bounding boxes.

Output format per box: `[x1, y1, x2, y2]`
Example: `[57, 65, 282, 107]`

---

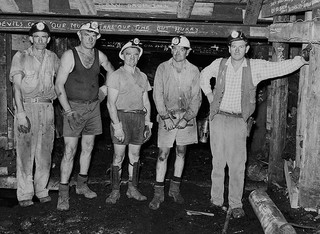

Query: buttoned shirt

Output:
[10, 47, 60, 100]
[200, 56, 304, 113]
[153, 58, 201, 121]
[107, 66, 151, 110]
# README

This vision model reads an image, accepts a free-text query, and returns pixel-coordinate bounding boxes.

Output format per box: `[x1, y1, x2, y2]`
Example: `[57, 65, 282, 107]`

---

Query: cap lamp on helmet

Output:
[119, 38, 143, 60]
[29, 22, 51, 36]
[169, 35, 191, 49]
[227, 30, 248, 45]
[78, 21, 101, 39]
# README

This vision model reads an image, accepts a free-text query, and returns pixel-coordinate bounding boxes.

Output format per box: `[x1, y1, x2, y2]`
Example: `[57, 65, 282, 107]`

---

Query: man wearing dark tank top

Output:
[55, 21, 114, 211]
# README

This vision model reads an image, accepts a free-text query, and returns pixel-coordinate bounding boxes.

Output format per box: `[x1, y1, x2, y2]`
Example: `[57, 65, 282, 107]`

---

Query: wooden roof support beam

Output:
[268, 21, 320, 43]
[177, 0, 196, 18]
[69, 0, 96, 15]
[243, 0, 263, 25]
[0, 0, 19, 12]
[32, 0, 49, 13]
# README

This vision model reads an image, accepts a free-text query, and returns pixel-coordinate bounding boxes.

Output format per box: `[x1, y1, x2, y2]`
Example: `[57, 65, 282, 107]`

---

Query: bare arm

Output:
[143, 91, 151, 123]
[107, 87, 120, 124]
[54, 50, 74, 112]
[99, 51, 115, 85]
[12, 74, 24, 114]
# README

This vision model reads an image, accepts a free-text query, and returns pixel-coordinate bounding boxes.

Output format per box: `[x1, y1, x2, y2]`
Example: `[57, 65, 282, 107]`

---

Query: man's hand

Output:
[301, 43, 312, 62]
[98, 85, 108, 102]
[112, 122, 125, 143]
[206, 92, 214, 103]
[164, 118, 175, 131]
[143, 122, 153, 143]
[16, 112, 31, 133]
[64, 109, 84, 130]
[175, 118, 188, 129]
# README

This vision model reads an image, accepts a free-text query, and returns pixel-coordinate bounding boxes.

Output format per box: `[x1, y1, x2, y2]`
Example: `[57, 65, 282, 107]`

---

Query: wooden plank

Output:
[261, 0, 320, 18]
[177, 0, 196, 18]
[0, 15, 269, 38]
[268, 16, 289, 184]
[0, 33, 7, 149]
[284, 160, 299, 208]
[298, 43, 320, 209]
[14, 0, 32, 12]
[0, 0, 244, 22]
[6, 34, 13, 150]
[32, 0, 49, 13]
[92, 0, 213, 16]
[243, 0, 263, 25]
[0, 0, 19, 12]
[268, 21, 320, 43]
[77, 0, 97, 15]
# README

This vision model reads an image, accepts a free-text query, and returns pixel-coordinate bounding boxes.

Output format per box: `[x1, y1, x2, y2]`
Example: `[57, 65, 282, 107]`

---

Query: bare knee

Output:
[176, 146, 186, 159]
[158, 148, 170, 162]
[113, 154, 125, 167]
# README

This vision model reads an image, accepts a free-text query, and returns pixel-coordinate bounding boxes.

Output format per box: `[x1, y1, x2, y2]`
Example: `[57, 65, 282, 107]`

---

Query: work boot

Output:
[106, 166, 121, 204]
[19, 199, 34, 207]
[76, 174, 97, 199]
[126, 181, 147, 201]
[149, 185, 164, 210]
[126, 162, 147, 201]
[57, 183, 69, 211]
[168, 180, 184, 204]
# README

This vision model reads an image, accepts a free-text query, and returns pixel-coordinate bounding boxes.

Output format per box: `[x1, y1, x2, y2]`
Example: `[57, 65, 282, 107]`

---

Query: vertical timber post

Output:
[268, 15, 289, 185]
[298, 11, 320, 210]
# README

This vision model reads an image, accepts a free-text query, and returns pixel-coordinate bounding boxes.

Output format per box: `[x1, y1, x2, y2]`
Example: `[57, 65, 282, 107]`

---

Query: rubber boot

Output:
[57, 183, 69, 211]
[126, 162, 147, 201]
[76, 174, 97, 199]
[168, 180, 184, 204]
[149, 185, 164, 210]
[106, 166, 121, 204]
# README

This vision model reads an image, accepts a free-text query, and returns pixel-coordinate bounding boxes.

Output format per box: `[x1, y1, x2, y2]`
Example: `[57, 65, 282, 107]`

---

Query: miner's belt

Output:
[118, 109, 146, 115]
[218, 110, 242, 118]
[23, 97, 52, 103]
[69, 98, 98, 104]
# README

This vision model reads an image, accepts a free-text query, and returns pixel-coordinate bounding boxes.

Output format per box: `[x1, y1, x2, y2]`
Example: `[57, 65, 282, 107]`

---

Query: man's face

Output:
[122, 47, 140, 67]
[29, 31, 50, 50]
[228, 40, 249, 61]
[78, 30, 98, 49]
[171, 45, 190, 62]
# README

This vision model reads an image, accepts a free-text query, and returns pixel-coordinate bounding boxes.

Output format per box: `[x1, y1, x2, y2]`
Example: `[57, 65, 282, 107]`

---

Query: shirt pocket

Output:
[22, 70, 38, 94]
[44, 71, 54, 88]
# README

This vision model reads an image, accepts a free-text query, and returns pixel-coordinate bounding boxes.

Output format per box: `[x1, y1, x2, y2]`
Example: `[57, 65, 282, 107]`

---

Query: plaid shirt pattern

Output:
[200, 56, 304, 113]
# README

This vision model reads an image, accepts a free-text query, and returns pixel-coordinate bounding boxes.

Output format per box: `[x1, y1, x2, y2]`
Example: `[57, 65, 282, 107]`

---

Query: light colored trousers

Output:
[209, 113, 247, 209]
[15, 103, 54, 201]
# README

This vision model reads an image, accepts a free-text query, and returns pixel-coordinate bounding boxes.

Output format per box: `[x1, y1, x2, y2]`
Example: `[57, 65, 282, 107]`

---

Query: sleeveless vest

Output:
[209, 58, 256, 122]
[65, 48, 100, 101]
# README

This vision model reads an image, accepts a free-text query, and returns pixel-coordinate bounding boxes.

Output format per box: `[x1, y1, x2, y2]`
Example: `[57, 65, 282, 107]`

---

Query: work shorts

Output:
[63, 99, 102, 137]
[111, 110, 145, 145]
[157, 113, 198, 148]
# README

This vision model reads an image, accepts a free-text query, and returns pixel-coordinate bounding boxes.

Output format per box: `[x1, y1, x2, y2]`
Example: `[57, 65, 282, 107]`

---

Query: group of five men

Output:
[10, 21, 309, 218]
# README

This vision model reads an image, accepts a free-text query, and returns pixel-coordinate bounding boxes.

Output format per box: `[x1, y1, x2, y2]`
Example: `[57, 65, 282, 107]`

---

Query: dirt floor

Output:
[0, 137, 320, 234]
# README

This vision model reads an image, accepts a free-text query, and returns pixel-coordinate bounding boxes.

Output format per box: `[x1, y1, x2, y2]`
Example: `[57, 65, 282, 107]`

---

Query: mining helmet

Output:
[119, 38, 143, 60]
[29, 22, 50, 36]
[227, 30, 248, 44]
[78, 21, 101, 39]
[170, 35, 191, 49]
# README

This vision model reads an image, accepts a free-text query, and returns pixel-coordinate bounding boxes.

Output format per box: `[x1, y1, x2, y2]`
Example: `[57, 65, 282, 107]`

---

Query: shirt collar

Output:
[226, 57, 248, 68]
[169, 58, 189, 70]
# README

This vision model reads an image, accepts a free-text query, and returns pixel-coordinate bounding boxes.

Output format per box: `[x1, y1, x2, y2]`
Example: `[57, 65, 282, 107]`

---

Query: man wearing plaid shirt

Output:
[200, 30, 309, 218]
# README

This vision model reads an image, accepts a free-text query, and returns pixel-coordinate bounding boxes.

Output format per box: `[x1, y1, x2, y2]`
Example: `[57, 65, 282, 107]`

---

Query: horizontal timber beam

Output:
[269, 21, 320, 43]
[0, 14, 268, 38]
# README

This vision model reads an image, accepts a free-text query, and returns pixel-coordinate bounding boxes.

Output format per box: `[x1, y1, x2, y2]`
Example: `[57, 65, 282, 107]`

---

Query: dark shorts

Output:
[111, 110, 145, 145]
[63, 100, 102, 137]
